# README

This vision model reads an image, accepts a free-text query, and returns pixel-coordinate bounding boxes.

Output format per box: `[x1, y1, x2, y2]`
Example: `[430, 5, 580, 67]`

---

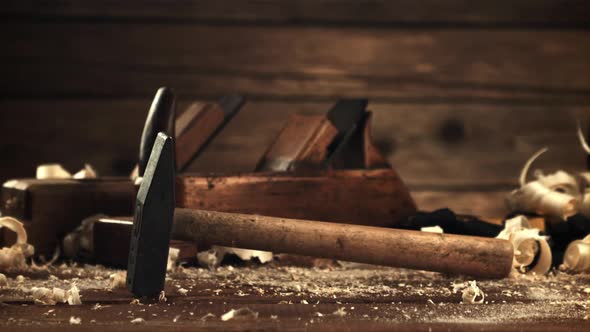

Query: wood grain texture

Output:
[255, 114, 327, 171]
[1, 99, 586, 188]
[1, 24, 590, 104]
[177, 169, 417, 228]
[0, 264, 588, 332]
[175, 102, 225, 170]
[3, 0, 590, 26]
[172, 208, 513, 278]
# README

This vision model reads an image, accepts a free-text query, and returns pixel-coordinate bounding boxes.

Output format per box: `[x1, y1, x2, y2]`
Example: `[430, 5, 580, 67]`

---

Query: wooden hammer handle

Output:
[172, 209, 514, 278]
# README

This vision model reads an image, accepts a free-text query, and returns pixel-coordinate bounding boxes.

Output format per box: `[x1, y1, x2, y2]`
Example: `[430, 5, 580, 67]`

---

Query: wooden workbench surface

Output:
[1, 261, 588, 331]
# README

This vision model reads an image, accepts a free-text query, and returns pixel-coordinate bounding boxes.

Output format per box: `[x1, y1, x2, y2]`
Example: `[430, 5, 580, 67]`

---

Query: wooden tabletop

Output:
[1, 261, 588, 331]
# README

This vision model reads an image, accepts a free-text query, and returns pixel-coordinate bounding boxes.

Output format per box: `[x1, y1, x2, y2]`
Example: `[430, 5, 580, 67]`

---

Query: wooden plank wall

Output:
[1, 0, 589, 216]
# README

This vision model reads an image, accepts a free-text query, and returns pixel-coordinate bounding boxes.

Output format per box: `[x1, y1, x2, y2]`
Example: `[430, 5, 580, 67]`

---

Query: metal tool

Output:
[127, 133, 514, 297]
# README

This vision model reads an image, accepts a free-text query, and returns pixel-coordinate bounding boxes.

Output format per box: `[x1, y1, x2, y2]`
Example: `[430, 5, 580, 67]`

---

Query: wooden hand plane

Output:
[90, 99, 416, 267]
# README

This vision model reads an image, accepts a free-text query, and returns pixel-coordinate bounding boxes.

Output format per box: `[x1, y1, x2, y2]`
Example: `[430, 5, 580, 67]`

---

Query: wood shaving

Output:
[91, 303, 104, 310]
[109, 271, 126, 289]
[73, 164, 98, 179]
[158, 290, 167, 303]
[0, 273, 7, 287]
[563, 235, 590, 273]
[197, 246, 273, 270]
[52, 287, 66, 303]
[36, 164, 72, 179]
[130, 317, 145, 324]
[333, 307, 347, 316]
[497, 216, 552, 275]
[220, 307, 259, 321]
[32, 284, 82, 306]
[507, 147, 590, 220]
[460, 281, 485, 304]
[69, 316, 82, 325]
[66, 284, 82, 305]
[507, 181, 578, 220]
[36, 163, 98, 180]
[577, 120, 590, 155]
[217, 246, 273, 264]
[31, 287, 56, 305]
[177, 288, 188, 295]
[167, 247, 180, 271]
[0, 217, 35, 272]
[15, 275, 25, 283]
[421, 226, 444, 233]
[200, 313, 216, 321]
[197, 249, 222, 270]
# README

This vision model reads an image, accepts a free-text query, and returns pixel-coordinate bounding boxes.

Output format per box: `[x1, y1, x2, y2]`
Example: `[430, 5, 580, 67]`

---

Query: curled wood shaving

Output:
[130, 317, 145, 324]
[220, 307, 259, 321]
[506, 181, 578, 220]
[497, 216, 552, 275]
[563, 235, 590, 273]
[577, 120, 590, 154]
[460, 281, 485, 304]
[519, 147, 548, 186]
[0, 217, 34, 272]
[30, 285, 81, 305]
[200, 313, 216, 321]
[0, 273, 7, 287]
[536, 170, 582, 199]
[158, 290, 167, 303]
[509, 148, 581, 219]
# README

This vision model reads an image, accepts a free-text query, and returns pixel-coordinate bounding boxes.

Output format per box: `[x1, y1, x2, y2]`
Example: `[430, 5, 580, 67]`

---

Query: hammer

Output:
[127, 133, 514, 297]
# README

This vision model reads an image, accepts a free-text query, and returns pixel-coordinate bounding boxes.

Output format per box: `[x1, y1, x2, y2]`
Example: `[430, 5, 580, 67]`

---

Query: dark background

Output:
[1, 0, 589, 216]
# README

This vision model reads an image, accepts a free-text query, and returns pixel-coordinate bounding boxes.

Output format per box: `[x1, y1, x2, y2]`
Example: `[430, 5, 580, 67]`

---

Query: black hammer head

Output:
[127, 132, 176, 297]
[138, 87, 176, 176]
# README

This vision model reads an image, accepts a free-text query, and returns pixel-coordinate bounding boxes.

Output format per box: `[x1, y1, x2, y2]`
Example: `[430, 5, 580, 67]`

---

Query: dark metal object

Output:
[325, 99, 368, 165]
[127, 133, 176, 297]
[402, 209, 503, 238]
[138, 87, 176, 176]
